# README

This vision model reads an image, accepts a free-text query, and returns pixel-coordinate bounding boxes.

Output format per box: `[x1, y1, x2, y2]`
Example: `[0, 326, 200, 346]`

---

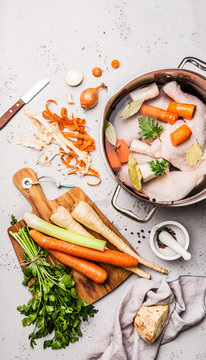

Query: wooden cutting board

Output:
[8, 168, 132, 304]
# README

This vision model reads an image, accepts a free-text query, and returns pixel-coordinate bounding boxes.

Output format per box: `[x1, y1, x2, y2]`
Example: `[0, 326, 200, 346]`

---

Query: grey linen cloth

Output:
[81, 276, 206, 360]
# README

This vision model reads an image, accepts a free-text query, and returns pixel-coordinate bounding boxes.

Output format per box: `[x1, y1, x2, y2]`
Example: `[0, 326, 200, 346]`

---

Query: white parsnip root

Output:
[71, 201, 168, 275]
[50, 206, 150, 280]
[50, 206, 90, 236]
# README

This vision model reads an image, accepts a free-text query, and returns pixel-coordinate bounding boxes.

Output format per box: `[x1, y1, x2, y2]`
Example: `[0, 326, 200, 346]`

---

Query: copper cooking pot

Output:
[101, 56, 206, 223]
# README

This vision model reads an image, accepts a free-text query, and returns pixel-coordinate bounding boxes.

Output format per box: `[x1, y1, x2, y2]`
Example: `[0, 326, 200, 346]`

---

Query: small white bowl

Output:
[150, 220, 190, 261]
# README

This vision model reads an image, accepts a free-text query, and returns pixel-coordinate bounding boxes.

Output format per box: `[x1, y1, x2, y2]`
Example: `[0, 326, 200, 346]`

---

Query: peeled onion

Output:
[80, 83, 107, 109]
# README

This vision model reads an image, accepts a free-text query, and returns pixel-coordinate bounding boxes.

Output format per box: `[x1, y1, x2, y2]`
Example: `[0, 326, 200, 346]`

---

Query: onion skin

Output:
[80, 83, 107, 109]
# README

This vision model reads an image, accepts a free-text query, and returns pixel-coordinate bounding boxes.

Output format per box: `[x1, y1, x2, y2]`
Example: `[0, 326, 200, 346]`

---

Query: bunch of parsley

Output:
[138, 116, 164, 141]
[148, 159, 169, 176]
[10, 227, 98, 350]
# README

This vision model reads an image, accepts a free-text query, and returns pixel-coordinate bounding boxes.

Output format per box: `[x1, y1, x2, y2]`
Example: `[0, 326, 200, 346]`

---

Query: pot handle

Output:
[111, 184, 158, 223]
[178, 56, 206, 71]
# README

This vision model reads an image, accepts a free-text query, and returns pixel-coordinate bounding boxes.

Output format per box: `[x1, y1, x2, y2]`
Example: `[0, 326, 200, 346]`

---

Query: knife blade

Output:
[0, 78, 50, 130]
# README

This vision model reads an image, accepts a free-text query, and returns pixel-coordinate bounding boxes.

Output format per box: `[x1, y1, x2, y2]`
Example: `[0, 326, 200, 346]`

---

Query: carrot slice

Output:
[170, 124, 192, 146]
[140, 104, 178, 124]
[105, 138, 121, 171]
[116, 139, 130, 163]
[167, 101, 196, 120]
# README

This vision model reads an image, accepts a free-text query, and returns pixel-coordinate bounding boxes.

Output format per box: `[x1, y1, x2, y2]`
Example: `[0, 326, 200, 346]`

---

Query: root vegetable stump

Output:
[170, 124, 192, 146]
[71, 201, 168, 275]
[167, 101, 196, 120]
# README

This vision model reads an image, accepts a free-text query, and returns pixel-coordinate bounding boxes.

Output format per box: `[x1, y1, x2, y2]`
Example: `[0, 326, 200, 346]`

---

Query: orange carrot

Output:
[140, 104, 178, 124]
[92, 67, 102, 77]
[111, 59, 120, 69]
[170, 124, 192, 146]
[116, 139, 130, 163]
[167, 101, 196, 120]
[105, 138, 121, 171]
[29, 229, 138, 267]
[49, 250, 108, 283]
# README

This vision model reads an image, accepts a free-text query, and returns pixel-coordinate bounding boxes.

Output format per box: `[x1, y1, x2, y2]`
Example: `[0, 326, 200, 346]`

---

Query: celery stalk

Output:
[23, 212, 106, 251]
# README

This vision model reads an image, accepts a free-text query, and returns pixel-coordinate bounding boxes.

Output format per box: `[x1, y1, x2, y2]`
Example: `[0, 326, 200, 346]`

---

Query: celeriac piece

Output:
[134, 305, 169, 344]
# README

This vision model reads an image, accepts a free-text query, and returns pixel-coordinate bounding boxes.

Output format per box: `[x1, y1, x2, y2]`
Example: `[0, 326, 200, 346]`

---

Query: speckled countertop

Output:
[1, 1, 206, 359]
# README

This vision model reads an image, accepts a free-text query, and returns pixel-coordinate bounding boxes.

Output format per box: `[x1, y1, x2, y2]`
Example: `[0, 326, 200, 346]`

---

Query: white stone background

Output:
[0, 0, 206, 359]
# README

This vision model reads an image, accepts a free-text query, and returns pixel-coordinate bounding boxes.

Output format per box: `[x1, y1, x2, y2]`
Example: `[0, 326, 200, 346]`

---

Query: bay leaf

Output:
[120, 100, 143, 120]
[128, 153, 142, 191]
[104, 120, 116, 146]
[186, 140, 202, 166]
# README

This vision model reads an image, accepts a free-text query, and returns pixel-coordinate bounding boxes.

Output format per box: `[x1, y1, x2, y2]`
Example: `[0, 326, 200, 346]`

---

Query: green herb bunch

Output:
[138, 116, 164, 141]
[10, 227, 98, 350]
[148, 159, 169, 176]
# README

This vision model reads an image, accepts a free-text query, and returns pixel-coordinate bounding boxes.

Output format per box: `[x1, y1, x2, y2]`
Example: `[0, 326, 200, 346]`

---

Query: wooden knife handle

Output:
[0, 99, 25, 130]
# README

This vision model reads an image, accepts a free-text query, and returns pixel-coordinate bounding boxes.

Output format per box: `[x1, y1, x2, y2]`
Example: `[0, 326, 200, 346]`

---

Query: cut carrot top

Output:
[116, 139, 130, 163]
[105, 138, 121, 171]
[167, 101, 196, 120]
[140, 104, 178, 125]
[170, 124, 192, 146]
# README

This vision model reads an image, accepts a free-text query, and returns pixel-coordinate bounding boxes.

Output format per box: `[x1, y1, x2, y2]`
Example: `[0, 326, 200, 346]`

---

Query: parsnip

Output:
[50, 206, 150, 280]
[71, 201, 168, 275]
[50, 206, 91, 236]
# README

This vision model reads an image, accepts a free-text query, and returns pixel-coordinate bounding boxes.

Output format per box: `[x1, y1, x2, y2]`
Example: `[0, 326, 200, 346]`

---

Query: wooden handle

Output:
[13, 168, 54, 218]
[0, 99, 25, 130]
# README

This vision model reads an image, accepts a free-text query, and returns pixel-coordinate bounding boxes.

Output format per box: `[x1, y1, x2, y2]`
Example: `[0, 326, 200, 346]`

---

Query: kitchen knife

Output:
[0, 78, 50, 130]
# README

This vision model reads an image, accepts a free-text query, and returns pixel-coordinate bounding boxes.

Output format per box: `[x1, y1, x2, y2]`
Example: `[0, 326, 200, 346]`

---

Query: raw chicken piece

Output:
[114, 113, 142, 146]
[150, 82, 206, 171]
[164, 81, 206, 118]
[142, 160, 206, 202]
[118, 163, 132, 188]
[114, 90, 170, 147]
[132, 152, 157, 164]
[118, 158, 206, 202]
[145, 89, 171, 110]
